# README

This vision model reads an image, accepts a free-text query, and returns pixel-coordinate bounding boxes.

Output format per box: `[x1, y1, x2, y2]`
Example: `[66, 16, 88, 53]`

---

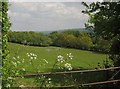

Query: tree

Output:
[82, 2, 120, 66]
[82, 2, 120, 37]
[76, 36, 93, 50]
[92, 36, 111, 53]
[49, 31, 60, 45]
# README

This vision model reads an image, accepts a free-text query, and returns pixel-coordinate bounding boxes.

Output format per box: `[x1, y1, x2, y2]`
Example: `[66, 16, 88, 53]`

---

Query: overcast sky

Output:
[8, 2, 89, 31]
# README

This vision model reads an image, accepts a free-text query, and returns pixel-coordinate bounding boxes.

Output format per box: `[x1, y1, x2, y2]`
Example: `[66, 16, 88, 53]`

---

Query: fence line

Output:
[54, 79, 120, 88]
[19, 66, 120, 77]
[16, 66, 120, 87]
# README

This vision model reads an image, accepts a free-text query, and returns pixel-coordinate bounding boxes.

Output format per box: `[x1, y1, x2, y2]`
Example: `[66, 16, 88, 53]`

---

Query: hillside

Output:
[8, 42, 106, 73]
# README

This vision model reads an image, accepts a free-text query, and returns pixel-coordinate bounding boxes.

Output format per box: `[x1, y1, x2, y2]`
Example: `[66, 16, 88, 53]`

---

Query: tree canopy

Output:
[82, 1, 120, 66]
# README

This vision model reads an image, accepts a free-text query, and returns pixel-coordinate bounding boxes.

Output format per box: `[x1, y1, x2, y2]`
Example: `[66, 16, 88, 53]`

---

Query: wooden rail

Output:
[19, 66, 120, 77]
[54, 79, 120, 88]
[16, 67, 120, 88]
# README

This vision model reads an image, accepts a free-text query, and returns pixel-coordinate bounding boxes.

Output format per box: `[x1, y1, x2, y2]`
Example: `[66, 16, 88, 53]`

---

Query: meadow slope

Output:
[8, 42, 107, 73]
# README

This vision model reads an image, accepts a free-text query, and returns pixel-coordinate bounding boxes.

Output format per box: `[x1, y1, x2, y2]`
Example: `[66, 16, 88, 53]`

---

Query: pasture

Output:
[8, 43, 108, 87]
[8, 43, 107, 73]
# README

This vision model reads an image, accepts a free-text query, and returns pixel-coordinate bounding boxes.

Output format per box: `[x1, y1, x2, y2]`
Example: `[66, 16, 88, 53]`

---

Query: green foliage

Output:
[82, 2, 120, 37]
[1, 1, 14, 88]
[109, 36, 120, 66]
[76, 36, 93, 50]
[91, 36, 111, 53]
[9, 30, 110, 53]
[82, 2, 120, 66]
[51, 30, 93, 50]
[1, 1, 21, 88]
[63, 30, 83, 37]
[8, 31, 52, 47]
[54, 34, 76, 48]
[49, 31, 59, 44]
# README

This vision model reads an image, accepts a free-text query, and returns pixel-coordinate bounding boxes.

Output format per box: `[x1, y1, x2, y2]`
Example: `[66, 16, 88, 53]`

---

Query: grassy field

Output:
[8, 42, 108, 87]
[8, 42, 107, 73]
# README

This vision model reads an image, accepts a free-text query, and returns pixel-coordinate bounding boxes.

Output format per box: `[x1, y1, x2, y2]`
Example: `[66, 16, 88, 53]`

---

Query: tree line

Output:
[8, 30, 111, 53]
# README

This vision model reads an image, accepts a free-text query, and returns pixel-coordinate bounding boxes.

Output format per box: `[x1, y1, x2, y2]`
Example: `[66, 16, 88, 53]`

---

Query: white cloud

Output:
[8, 2, 89, 31]
[9, 2, 87, 19]
[9, 0, 103, 2]
[8, 10, 31, 18]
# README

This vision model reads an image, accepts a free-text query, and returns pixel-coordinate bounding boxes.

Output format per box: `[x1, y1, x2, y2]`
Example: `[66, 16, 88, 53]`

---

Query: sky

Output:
[8, 2, 90, 31]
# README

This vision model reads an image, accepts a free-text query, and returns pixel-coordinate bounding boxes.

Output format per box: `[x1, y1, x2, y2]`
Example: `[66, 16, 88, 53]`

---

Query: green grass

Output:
[8, 42, 107, 73]
[8, 42, 108, 87]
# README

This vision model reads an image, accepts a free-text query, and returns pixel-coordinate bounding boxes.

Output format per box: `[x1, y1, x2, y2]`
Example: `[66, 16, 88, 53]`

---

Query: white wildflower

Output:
[30, 57, 33, 60]
[57, 55, 64, 63]
[8, 77, 13, 80]
[27, 52, 37, 60]
[43, 59, 48, 64]
[19, 85, 25, 87]
[42, 75, 45, 78]
[22, 76, 24, 78]
[28, 55, 30, 57]
[13, 57, 16, 60]
[48, 78, 51, 81]
[34, 57, 37, 59]
[64, 63, 72, 70]
[48, 78, 51, 84]
[48, 81, 51, 84]
[67, 53, 73, 60]
[22, 59, 25, 63]
[17, 56, 20, 59]
[12, 61, 17, 66]
[30, 53, 32, 55]
[22, 68, 25, 71]
[6, 84, 10, 87]
[17, 61, 21, 64]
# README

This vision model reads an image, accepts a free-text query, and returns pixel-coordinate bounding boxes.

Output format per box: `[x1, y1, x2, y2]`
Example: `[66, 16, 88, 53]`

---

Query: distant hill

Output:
[11, 28, 93, 35]
[39, 28, 93, 35]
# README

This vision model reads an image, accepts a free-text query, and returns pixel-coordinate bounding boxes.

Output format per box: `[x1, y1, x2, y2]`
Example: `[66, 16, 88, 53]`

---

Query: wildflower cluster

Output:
[11, 56, 26, 74]
[56, 53, 73, 71]
[64, 63, 72, 70]
[12, 56, 22, 67]
[48, 78, 52, 84]
[57, 55, 64, 63]
[44, 78, 52, 87]
[11, 61, 17, 67]
[67, 53, 73, 60]
[27, 53, 37, 60]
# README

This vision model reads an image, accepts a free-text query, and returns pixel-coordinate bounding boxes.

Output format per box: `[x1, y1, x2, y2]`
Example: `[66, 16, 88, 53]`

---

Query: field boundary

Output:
[16, 66, 120, 87]
[54, 79, 120, 88]
[19, 66, 120, 77]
